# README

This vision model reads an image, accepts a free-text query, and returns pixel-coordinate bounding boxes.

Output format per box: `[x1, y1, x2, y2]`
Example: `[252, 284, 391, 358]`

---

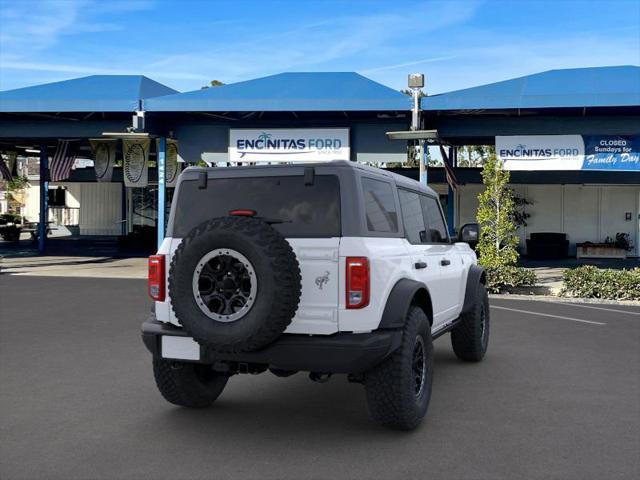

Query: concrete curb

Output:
[489, 293, 640, 307]
[502, 285, 558, 296]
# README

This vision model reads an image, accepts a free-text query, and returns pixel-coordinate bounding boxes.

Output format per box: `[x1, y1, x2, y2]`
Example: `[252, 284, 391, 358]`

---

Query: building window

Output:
[48, 188, 66, 207]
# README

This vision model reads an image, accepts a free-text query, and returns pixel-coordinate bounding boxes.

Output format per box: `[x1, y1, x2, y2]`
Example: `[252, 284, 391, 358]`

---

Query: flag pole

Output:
[447, 147, 456, 236]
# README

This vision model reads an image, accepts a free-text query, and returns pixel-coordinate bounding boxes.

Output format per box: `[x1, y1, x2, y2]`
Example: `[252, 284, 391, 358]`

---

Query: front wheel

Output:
[451, 283, 490, 362]
[364, 306, 433, 430]
[152, 359, 228, 408]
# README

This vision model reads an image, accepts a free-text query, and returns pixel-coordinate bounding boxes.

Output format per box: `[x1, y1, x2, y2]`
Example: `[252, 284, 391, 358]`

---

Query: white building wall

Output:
[450, 183, 639, 257]
[23, 182, 40, 222]
[78, 182, 122, 235]
[562, 186, 599, 254]
[19, 181, 122, 234]
[599, 187, 639, 253]
[64, 183, 81, 208]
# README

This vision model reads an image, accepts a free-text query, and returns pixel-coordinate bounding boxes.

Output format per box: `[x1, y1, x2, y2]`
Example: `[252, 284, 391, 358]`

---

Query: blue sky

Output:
[0, 0, 638, 94]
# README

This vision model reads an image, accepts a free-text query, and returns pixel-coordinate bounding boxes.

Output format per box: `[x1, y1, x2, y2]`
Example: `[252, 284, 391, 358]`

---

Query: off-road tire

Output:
[451, 283, 490, 362]
[364, 306, 433, 431]
[153, 359, 228, 408]
[169, 216, 301, 353]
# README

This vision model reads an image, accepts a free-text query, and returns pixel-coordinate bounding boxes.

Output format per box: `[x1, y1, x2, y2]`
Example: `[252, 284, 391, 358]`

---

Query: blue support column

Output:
[157, 137, 166, 249]
[38, 145, 48, 254]
[447, 146, 456, 236]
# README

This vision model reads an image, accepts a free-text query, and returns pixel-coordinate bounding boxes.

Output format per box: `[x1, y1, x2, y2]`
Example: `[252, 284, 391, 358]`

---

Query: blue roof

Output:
[422, 66, 640, 111]
[0, 75, 178, 113]
[145, 72, 411, 112]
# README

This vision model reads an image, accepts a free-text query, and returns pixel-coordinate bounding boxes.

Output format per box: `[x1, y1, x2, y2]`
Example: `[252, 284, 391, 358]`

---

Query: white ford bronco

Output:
[142, 161, 489, 430]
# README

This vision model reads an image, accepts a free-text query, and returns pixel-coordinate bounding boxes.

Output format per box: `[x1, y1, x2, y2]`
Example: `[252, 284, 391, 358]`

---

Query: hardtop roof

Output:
[182, 160, 437, 197]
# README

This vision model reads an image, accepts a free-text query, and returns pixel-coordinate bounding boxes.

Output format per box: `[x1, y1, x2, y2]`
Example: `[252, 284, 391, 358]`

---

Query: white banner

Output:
[90, 139, 116, 182]
[123, 138, 150, 187]
[229, 128, 350, 163]
[156, 139, 181, 187]
[496, 135, 585, 170]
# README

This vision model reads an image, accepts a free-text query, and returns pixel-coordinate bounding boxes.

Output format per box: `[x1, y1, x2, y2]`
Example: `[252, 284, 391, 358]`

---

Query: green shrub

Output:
[484, 265, 537, 294]
[561, 266, 640, 300]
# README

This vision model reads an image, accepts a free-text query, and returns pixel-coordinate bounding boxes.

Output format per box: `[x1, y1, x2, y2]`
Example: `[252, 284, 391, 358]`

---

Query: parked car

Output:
[142, 161, 489, 430]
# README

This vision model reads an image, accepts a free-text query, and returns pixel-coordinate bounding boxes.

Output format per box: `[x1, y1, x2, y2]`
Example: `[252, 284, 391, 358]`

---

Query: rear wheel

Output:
[451, 283, 490, 362]
[152, 359, 228, 408]
[364, 306, 433, 430]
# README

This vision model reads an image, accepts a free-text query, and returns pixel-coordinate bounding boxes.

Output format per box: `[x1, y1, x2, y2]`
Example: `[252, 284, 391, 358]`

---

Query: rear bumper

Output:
[141, 319, 402, 374]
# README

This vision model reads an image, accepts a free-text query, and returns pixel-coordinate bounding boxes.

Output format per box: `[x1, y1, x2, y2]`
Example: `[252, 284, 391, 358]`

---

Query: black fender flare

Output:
[378, 278, 432, 330]
[461, 264, 486, 315]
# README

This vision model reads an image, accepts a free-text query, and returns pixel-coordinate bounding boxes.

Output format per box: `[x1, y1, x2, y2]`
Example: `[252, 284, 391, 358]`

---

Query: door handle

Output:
[440, 259, 451, 266]
[414, 262, 427, 269]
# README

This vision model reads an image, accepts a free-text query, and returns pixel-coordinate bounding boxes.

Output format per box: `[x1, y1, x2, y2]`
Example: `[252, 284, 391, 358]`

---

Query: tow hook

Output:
[309, 372, 332, 383]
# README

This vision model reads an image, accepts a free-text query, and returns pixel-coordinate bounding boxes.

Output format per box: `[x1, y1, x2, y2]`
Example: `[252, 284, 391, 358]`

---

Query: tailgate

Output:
[285, 238, 340, 334]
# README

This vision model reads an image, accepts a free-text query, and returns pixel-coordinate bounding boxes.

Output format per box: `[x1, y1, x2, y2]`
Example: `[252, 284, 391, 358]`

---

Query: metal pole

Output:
[411, 89, 419, 131]
[410, 88, 428, 186]
[419, 140, 427, 185]
[447, 146, 456, 236]
[157, 137, 166, 249]
[38, 145, 48, 254]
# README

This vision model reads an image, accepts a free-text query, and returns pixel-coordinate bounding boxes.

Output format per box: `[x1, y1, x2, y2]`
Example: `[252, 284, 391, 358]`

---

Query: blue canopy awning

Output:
[145, 72, 411, 112]
[422, 65, 640, 111]
[0, 75, 178, 113]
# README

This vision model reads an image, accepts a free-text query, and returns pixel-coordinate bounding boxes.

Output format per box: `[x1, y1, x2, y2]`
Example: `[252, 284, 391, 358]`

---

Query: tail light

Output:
[148, 255, 165, 301]
[346, 257, 369, 309]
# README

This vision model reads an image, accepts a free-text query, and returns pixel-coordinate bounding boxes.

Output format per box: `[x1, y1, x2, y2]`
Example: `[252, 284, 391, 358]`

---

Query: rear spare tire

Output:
[169, 216, 301, 352]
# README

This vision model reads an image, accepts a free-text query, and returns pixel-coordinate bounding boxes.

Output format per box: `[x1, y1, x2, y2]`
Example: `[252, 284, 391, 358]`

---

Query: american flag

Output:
[49, 140, 78, 182]
[439, 145, 458, 190]
[0, 156, 12, 181]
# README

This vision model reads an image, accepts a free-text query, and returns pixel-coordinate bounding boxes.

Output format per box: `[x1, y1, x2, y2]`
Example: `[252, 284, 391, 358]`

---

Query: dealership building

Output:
[0, 65, 638, 258]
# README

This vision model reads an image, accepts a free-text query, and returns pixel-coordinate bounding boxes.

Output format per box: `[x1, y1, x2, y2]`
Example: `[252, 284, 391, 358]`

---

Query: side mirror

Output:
[458, 223, 480, 244]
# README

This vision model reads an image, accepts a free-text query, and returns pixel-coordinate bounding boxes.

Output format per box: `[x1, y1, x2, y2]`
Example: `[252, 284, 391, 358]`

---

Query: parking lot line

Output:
[492, 305, 606, 326]
[537, 301, 640, 316]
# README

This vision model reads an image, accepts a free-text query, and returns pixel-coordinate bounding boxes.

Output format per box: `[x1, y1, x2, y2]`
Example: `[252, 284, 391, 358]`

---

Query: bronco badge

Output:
[315, 271, 330, 290]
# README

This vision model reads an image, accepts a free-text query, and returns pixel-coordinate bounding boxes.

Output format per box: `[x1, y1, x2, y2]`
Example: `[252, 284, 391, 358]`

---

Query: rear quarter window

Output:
[171, 175, 341, 238]
[361, 177, 398, 233]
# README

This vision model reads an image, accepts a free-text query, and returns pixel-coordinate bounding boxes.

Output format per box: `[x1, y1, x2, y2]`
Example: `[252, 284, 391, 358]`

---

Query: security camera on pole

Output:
[408, 73, 426, 185]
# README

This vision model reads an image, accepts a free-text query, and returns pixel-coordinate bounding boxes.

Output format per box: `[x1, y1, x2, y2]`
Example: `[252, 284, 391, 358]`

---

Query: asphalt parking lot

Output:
[1, 275, 638, 480]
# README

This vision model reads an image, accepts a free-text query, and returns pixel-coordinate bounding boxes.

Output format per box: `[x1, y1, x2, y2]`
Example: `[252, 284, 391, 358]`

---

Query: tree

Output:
[5, 175, 29, 212]
[201, 79, 225, 89]
[476, 153, 519, 268]
[457, 145, 495, 167]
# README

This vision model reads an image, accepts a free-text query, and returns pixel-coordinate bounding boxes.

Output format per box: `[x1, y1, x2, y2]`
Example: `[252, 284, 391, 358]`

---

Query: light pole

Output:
[408, 73, 426, 185]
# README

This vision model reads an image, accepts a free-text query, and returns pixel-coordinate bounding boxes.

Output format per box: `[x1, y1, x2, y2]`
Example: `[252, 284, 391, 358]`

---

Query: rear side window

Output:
[172, 175, 341, 238]
[420, 195, 449, 243]
[361, 177, 398, 233]
[398, 189, 426, 244]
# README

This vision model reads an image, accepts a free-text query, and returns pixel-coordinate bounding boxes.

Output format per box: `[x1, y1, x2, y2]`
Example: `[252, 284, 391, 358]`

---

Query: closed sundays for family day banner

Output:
[229, 128, 350, 162]
[496, 135, 640, 171]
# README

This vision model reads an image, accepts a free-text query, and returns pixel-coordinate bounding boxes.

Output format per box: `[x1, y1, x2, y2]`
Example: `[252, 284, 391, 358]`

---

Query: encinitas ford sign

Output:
[229, 128, 350, 162]
[497, 135, 640, 171]
[497, 135, 585, 170]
